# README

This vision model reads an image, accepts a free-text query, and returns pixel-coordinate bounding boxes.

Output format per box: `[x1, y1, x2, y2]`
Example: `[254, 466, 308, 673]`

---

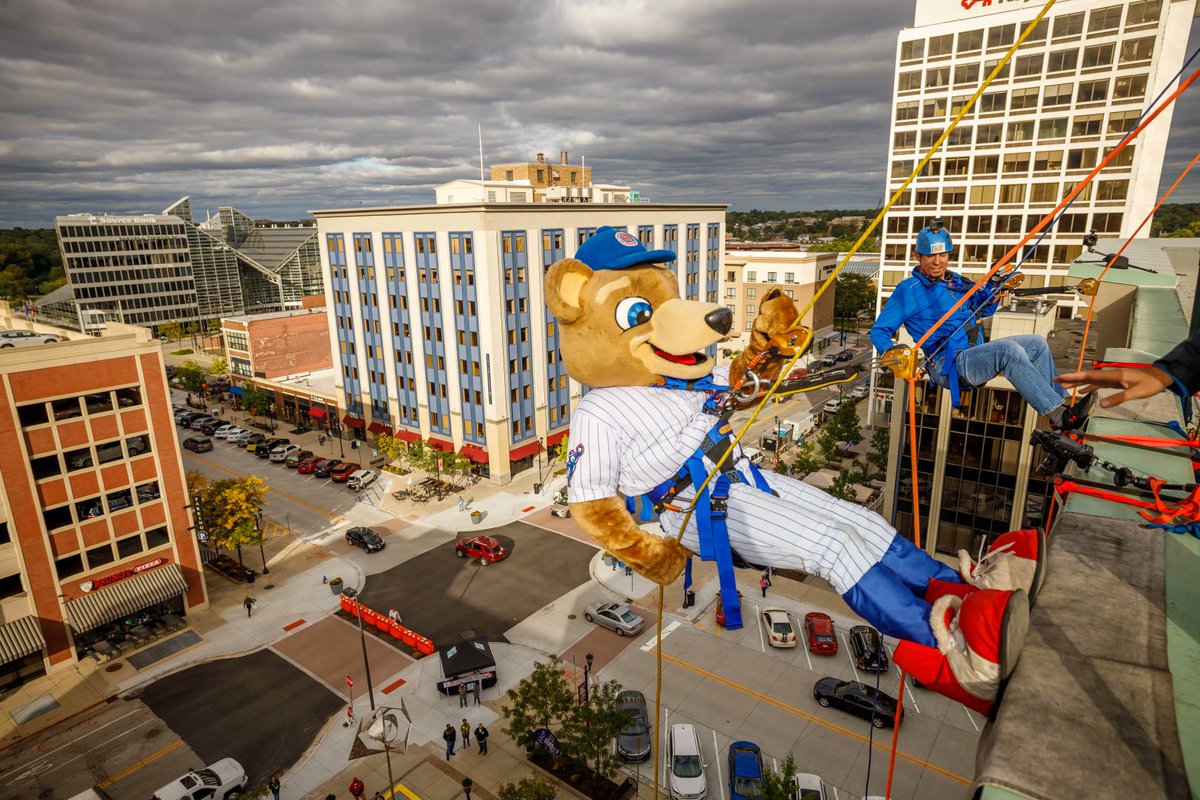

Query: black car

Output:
[813, 678, 900, 728]
[255, 437, 290, 457]
[312, 458, 339, 477]
[848, 625, 889, 672]
[183, 436, 213, 453]
[199, 417, 224, 435]
[835, 349, 855, 362]
[345, 526, 385, 553]
[616, 690, 651, 761]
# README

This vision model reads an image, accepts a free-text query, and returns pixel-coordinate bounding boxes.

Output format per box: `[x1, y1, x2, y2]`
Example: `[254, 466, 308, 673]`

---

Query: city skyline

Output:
[3, 0, 1198, 229]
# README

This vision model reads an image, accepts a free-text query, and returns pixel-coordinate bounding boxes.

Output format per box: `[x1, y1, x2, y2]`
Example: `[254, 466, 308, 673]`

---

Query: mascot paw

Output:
[626, 535, 693, 586]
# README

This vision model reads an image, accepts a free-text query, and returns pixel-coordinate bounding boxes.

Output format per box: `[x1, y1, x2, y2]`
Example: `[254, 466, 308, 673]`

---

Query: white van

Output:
[742, 447, 766, 465]
[786, 412, 817, 441]
[151, 758, 246, 800]
[347, 469, 378, 491]
[667, 723, 707, 800]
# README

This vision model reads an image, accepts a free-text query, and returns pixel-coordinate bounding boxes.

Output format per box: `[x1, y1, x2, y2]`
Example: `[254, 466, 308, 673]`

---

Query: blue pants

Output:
[949, 334, 1069, 415]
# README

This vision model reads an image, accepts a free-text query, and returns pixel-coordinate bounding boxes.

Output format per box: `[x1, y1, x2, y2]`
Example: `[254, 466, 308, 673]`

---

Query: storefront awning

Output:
[509, 439, 543, 461]
[394, 428, 422, 444]
[546, 429, 569, 448]
[309, 407, 327, 419]
[0, 615, 46, 665]
[227, 386, 244, 397]
[427, 438, 454, 452]
[367, 421, 392, 435]
[64, 563, 188, 633]
[460, 444, 488, 464]
[342, 415, 366, 429]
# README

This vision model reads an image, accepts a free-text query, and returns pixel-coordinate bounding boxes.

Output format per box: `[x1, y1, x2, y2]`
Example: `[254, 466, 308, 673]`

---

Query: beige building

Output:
[722, 245, 839, 357]
[435, 152, 636, 205]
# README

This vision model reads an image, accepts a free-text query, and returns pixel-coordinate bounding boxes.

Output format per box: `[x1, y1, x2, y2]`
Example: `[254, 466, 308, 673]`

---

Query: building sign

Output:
[79, 558, 166, 593]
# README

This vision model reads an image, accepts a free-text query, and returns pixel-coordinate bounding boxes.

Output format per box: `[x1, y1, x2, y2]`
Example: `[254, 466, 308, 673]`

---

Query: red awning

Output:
[342, 415, 366, 429]
[308, 407, 327, 419]
[460, 444, 489, 464]
[509, 439, 543, 461]
[546, 429, 569, 448]
[394, 428, 422, 443]
[367, 421, 392, 435]
[427, 438, 454, 452]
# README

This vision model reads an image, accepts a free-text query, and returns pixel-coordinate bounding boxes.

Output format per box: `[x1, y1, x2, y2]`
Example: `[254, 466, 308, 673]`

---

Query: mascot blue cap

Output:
[914, 218, 954, 256]
[574, 226, 678, 271]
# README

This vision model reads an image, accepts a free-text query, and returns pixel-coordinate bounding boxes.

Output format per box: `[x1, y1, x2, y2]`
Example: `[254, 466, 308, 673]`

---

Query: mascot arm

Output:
[730, 287, 802, 387]
[571, 497, 692, 585]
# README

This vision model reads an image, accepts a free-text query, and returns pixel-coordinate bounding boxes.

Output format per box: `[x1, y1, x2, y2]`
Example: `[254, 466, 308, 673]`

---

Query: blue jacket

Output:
[870, 268, 1000, 382]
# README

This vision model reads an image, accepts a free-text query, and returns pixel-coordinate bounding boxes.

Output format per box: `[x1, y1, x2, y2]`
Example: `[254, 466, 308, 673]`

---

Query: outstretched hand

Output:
[1054, 366, 1173, 408]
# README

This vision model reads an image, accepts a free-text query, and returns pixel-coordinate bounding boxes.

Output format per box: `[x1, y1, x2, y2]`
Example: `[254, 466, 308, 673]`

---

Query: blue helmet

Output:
[914, 218, 954, 256]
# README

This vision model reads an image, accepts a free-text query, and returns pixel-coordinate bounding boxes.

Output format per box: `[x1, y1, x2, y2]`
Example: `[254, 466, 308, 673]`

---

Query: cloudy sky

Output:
[1, 0, 1197, 228]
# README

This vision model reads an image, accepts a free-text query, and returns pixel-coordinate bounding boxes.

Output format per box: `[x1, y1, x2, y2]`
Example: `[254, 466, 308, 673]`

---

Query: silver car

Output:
[584, 601, 644, 636]
[0, 330, 60, 347]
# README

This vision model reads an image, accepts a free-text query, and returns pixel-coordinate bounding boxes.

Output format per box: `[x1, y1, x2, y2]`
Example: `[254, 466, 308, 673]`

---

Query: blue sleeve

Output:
[1154, 329, 1200, 397]
[967, 278, 1002, 319]
[871, 282, 910, 355]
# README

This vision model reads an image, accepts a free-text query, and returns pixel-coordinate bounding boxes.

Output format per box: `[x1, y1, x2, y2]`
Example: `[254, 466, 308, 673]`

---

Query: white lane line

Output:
[802, 640, 813, 671]
[714, 729, 726, 800]
[840, 631, 861, 682]
[962, 704, 980, 732]
[755, 603, 765, 653]
[0, 709, 150, 783]
[642, 620, 681, 651]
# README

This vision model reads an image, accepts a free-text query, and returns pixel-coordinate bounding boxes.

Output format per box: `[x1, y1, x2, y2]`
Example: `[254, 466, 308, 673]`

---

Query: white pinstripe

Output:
[568, 367, 898, 594]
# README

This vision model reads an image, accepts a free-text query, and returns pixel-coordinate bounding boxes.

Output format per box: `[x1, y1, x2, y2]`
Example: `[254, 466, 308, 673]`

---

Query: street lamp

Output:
[536, 438, 546, 491]
[584, 652, 594, 704]
[353, 594, 377, 711]
[255, 513, 269, 575]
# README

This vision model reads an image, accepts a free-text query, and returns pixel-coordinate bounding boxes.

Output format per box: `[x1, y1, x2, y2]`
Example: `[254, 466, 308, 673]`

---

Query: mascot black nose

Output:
[705, 307, 733, 335]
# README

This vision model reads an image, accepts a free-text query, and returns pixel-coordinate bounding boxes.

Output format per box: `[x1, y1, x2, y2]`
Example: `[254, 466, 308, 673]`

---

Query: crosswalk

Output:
[259, 517, 294, 540]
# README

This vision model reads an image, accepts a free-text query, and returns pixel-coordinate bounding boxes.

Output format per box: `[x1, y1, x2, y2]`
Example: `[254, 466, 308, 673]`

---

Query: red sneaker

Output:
[959, 528, 1048, 605]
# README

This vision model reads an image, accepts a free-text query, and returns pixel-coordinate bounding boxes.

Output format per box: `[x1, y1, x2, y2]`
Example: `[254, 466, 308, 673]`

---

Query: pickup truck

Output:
[151, 758, 246, 800]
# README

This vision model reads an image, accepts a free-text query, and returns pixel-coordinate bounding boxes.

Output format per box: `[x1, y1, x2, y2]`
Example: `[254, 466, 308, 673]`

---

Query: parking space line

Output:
[713, 729, 726, 800]
[641, 620, 681, 651]
[183, 451, 348, 522]
[754, 603, 765, 653]
[647, 648, 970, 786]
[840, 631, 861, 683]
[802, 641, 813, 672]
[962, 705, 980, 732]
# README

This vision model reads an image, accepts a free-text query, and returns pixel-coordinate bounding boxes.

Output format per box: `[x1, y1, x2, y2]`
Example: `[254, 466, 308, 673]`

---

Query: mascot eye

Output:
[614, 297, 653, 331]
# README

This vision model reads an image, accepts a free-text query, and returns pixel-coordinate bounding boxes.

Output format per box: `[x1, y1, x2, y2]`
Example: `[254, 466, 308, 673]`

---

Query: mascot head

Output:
[544, 226, 733, 388]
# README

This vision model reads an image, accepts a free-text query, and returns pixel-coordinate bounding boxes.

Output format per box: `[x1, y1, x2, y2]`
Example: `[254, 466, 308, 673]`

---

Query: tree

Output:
[502, 658, 577, 746]
[866, 425, 890, 479]
[497, 775, 558, 800]
[556, 678, 630, 778]
[441, 451, 473, 485]
[175, 361, 206, 405]
[828, 470, 858, 502]
[553, 436, 570, 466]
[242, 386, 270, 418]
[826, 401, 863, 454]
[159, 322, 184, 343]
[759, 752, 798, 800]
[207, 356, 229, 377]
[203, 476, 268, 556]
[375, 432, 403, 463]
[786, 440, 824, 478]
[834, 273, 876, 326]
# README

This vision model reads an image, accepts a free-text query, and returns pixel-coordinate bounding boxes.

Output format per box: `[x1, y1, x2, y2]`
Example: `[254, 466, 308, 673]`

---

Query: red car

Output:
[296, 457, 322, 474]
[787, 367, 810, 381]
[455, 535, 507, 563]
[330, 462, 356, 482]
[804, 612, 838, 655]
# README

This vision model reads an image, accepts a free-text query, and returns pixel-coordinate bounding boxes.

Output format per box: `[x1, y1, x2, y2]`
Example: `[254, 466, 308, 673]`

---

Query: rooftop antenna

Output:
[478, 124, 485, 183]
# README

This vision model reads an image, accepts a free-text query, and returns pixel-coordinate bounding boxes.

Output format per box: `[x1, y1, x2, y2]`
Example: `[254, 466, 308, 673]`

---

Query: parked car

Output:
[851, 383, 870, 399]
[285, 449, 315, 468]
[269, 443, 301, 462]
[820, 354, 837, 367]
[812, 678, 900, 728]
[232, 430, 257, 445]
[198, 417, 224, 435]
[0, 330, 60, 347]
[848, 625, 889, 672]
[616, 690, 651, 761]
[312, 458, 340, 478]
[190, 415, 212, 430]
[345, 526, 385, 553]
[214, 424, 237, 439]
[182, 436, 213, 453]
[667, 724, 708, 800]
[803, 612, 838, 655]
[727, 741, 764, 800]
[296, 456, 323, 474]
[330, 461, 356, 482]
[220, 426, 246, 441]
[792, 772, 829, 800]
[822, 397, 848, 415]
[760, 607, 796, 648]
[584, 601, 644, 636]
[347, 469, 378, 491]
[256, 437, 290, 457]
[786, 367, 810, 381]
[835, 349, 855, 362]
[150, 757, 246, 800]
[455, 535, 507, 563]
[243, 433, 267, 451]
[550, 504, 571, 518]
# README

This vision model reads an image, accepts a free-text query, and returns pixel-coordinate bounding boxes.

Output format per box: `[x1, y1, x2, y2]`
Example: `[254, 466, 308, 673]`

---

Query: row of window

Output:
[29, 436, 150, 481]
[18, 388, 144, 427]
[896, 76, 1147, 125]
[895, 110, 1139, 152]
[54, 525, 172, 580]
[892, 145, 1133, 184]
[60, 237, 188, 253]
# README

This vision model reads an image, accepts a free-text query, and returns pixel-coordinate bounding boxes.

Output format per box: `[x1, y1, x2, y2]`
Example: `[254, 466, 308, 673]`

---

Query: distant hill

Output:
[0, 228, 64, 300]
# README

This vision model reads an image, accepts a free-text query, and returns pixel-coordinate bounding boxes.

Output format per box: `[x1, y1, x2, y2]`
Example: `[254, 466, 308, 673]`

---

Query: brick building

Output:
[222, 305, 333, 381]
[0, 309, 206, 688]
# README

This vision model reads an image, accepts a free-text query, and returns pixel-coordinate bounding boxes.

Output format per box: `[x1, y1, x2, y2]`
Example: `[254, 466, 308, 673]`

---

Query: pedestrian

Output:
[349, 776, 365, 799]
[609, 553, 617, 571]
[458, 681, 468, 708]
[388, 608, 401, 623]
[460, 718, 471, 748]
[624, 563, 633, 576]
[760, 574, 768, 598]
[762, 568, 772, 588]
[475, 722, 489, 755]
[443, 723, 457, 759]
[268, 775, 281, 800]
[472, 681, 480, 705]
[458, 496, 466, 512]
[243, 595, 255, 618]
[322, 575, 328, 585]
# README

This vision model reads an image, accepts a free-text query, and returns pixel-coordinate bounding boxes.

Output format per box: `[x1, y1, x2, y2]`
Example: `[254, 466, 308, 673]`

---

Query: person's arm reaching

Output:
[870, 282, 910, 356]
[1055, 329, 1200, 408]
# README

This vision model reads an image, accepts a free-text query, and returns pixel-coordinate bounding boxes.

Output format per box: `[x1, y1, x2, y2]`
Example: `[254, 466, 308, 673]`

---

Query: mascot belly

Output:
[546, 226, 1043, 716]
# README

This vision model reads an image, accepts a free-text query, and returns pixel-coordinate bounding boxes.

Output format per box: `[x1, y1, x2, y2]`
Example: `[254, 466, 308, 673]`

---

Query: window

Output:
[898, 71, 922, 92]
[1053, 12, 1084, 38]
[1039, 118, 1068, 140]
[1121, 37, 1155, 64]
[1096, 180, 1129, 201]
[1030, 183, 1060, 203]
[1088, 5, 1123, 33]
[1046, 49, 1079, 74]
[983, 59, 1010, 81]
[967, 215, 993, 233]
[1126, 0, 1161, 26]
[958, 29, 983, 52]
[999, 184, 1026, 204]
[1113, 74, 1148, 101]
[995, 214, 1023, 233]
[979, 93, 1006, 114]
[895, 101, 919, 123]
[954, 63, 980, 86]
[900, 39, 924, 61]
[923, 97, 947, 119]
[1043, 82, 1073, 107]
[1013, 55, 1044, 79]
[894, 130, 916, 150]
[988, 24, 1015, 49]
[947, 125, 973, 147]
[1067, 148, 1099, 170]
[1082, 43, 1115, 70]
[945, 157, 970, 176]
[915, 189, 939, 206]
[1077, 80, 1109, 103]
[926, 66, 950, 89]
[891, 159, 913, 180]
[1103, 144, 1136, 168]
[928, 34, 953, 57]
[942, 188, 966, 205]
[1072, 114, 1104, 138]
[973, 154, 999, 175]
[1007, 121, 1034, 142]
[745, 305, 756, 316]
[969, 185, 996, 204]
[1010, 87, 1039, 110]
[55, 555, 83, 580]
[1092, 213, 1123, 234]
[746, 287, 756, 299]
[920, 129, 939, 149]
[1003, 153, 1030, 174]
[976, 124, 1002, 145]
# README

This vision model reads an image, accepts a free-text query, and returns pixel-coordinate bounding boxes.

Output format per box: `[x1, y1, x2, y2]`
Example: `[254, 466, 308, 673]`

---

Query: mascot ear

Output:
[545, 258, 593, 324]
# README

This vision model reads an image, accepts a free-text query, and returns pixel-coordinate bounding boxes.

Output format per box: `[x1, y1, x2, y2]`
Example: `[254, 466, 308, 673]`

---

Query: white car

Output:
[217, 426, 245, 440]
[269, 444, 301, 462]
[0, 330, 60, 347]
[851, 384, 869, 400]
[792, 772, 828, 800]
[347, 469, 378, 491]
[761, 607, 797, 648]
[150, 757, 246, 800]
[213, 424, 236, 439]
[667, 723, 708, 800]
[822, 398, 846, 414]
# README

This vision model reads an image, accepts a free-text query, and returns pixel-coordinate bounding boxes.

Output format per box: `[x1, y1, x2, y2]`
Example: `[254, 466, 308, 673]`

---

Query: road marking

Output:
[802, 639, 813, 671]
[0, 709, 147, 783]
[754, 603, 765, 653]
[97, 738, 184, 787]
[645, 648, 970, 786]
[641, 620, 681, 651]
[962, 705, 980, 732]
[183, 452, 348, 522]
[388, 781, 422, 800]
[713, 728, 726, 800]
[841, 631, 861, 682]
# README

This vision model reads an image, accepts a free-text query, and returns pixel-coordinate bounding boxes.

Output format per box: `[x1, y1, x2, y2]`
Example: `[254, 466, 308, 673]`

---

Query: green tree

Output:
[375, 432, 403, 463]
[834, 273, 876, 326]
[242, 386, 269, 417]
[441, 451, 473, 485]
[866, 425, 890, 479]
[497, 775, 558, 800]
[786, 439, 824, 478]
[556, 678, 631, 778]
[160, 322, 185, 343]
[502, 658, 577, 747]
[553, 435, 570, 464]
[828, 470, 858, 502]
[207, 356, 229, 377]
[759, 752, 798, 800]
[175, 361, 206, 405]
[826, 400, 863, 454]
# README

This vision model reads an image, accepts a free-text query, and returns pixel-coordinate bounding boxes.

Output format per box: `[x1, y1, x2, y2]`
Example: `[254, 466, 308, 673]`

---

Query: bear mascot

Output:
[545, 226, 1044, 716]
